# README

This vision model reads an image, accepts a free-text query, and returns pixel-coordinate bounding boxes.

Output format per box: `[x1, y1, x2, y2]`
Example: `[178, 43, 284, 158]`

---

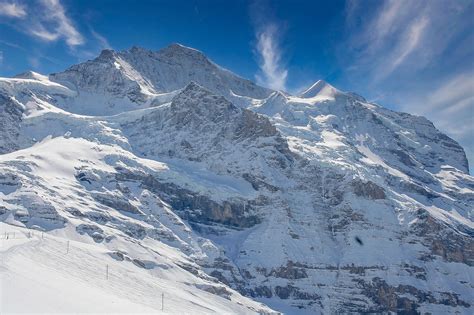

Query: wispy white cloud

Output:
[0, 0, 84, 48]
[28, 55, 40, 68]
[343, 0, 469, 81]
[0, 1, 27, 18]
[425, 72, 474, 115]
[254, 24, 288, 91]
[0, 0, 111, 70]
[30, 25, 60, 42]
[90, 28, 111, 50]
[375, 15, 429, 80]
[0, 39, 24, 50]
[30, 0, 84, 47]
[390, 17, 428, 69]
[346, 1, 427, 80]
[250, 0, 288, 91]
[371, 0, 405, 43]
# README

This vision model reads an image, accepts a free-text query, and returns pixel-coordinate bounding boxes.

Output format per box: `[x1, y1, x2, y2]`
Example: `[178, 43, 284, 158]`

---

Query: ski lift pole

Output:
[161, 293, 164, 311]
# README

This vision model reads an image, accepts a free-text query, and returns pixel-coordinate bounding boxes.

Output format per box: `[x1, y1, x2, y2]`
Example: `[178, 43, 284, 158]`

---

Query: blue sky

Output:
[0, 0, 473, 171]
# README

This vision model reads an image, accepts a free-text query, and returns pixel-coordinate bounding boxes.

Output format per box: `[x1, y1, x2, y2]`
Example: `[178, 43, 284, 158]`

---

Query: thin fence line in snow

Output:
[1, 228, 168, 312]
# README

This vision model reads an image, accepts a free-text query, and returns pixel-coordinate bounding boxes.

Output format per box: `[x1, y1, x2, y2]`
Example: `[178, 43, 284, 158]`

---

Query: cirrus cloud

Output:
[254, 24, 288, 91]
[0, 0, 84, 48]
[31, 0, 84, 47]
[249, 0, 288, 92]
[0, 1, 26, 18]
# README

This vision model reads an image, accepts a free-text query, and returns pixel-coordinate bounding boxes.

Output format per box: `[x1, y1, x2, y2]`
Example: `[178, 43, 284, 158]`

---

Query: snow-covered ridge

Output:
[299, 79, 341, 100]
[47, 44, 273, 115]
[0, 44, 473, 314]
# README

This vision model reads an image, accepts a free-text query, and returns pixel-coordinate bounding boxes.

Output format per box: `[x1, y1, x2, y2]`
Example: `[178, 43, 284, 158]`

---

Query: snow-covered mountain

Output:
[0, 44, 472, 314]
[48, 44, 272, 115]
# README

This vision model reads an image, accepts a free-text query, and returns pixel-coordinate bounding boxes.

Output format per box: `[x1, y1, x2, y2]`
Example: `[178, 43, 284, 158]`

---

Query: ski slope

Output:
[0, 223, 276, 314]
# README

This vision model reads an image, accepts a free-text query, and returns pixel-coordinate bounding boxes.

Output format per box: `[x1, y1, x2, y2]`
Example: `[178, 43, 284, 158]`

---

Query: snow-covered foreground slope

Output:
[0, 223, 274, 314]
[0, 44, 473, 314]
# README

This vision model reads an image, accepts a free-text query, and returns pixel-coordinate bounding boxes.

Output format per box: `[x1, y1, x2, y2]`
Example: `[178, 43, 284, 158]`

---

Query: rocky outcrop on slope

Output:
[0, 95, 24, 154]
[351, 179, 386, 200]
[114, 167, 263, 229]
[120, 82, 294, 182]
[411, 208, 474, 265]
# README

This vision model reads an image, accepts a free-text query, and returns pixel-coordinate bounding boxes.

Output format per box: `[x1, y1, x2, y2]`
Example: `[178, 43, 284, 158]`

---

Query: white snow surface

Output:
[0, 223, 274, 314]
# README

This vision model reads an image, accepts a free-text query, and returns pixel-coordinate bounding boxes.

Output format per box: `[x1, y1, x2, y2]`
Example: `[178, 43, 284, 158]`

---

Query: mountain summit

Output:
[49, 44, 272, 115]
[299, 79, 341, 99]
[0, 44, 472, 314]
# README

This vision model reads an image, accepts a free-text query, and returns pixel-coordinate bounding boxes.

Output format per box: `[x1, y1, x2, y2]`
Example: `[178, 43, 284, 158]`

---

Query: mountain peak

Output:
[128, 45, 150, 53]
[299, 79, 340, 99]
[97, 49, 118, 61]
[14, 71, 49, 81]
[163, 42, 202, 53]
[173, 81, 212, 100]
[171, 81, 233, 112]
[268, 90, 288, 102]
[181, 80, 205, 91]
[158, 43, 207, 61]
[165, 81, 283, 145]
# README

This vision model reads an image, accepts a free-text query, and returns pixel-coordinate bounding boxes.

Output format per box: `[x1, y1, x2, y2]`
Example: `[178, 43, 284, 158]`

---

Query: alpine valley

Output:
[0, 44, 473, 314]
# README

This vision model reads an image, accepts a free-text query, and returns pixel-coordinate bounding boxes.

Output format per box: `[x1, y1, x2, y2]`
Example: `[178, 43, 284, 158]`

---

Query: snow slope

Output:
[0, 44, 473, 314]
[0, 223, 274, 314]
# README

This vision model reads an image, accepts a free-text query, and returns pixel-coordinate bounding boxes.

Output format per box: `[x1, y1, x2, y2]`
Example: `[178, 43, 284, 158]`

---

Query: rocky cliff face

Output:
[119, 82, 293, 178]
[0, 45, 472, 314]
[0, 94, 23, 154]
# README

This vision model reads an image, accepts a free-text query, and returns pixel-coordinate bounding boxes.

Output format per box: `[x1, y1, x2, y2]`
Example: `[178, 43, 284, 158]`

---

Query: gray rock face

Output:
[359, 277, 470, 313]
[351, 179, 386, 200]
[120, 82, 294, 182]
[76, 224, 106, 242]
[12, 195, 66, 229]
[115, 168, 262, 229]
[266, 261, 309, 279]
[0, 95, 23, 154]
[412, 209, 474, 265]
[92, 192, 142, 215]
